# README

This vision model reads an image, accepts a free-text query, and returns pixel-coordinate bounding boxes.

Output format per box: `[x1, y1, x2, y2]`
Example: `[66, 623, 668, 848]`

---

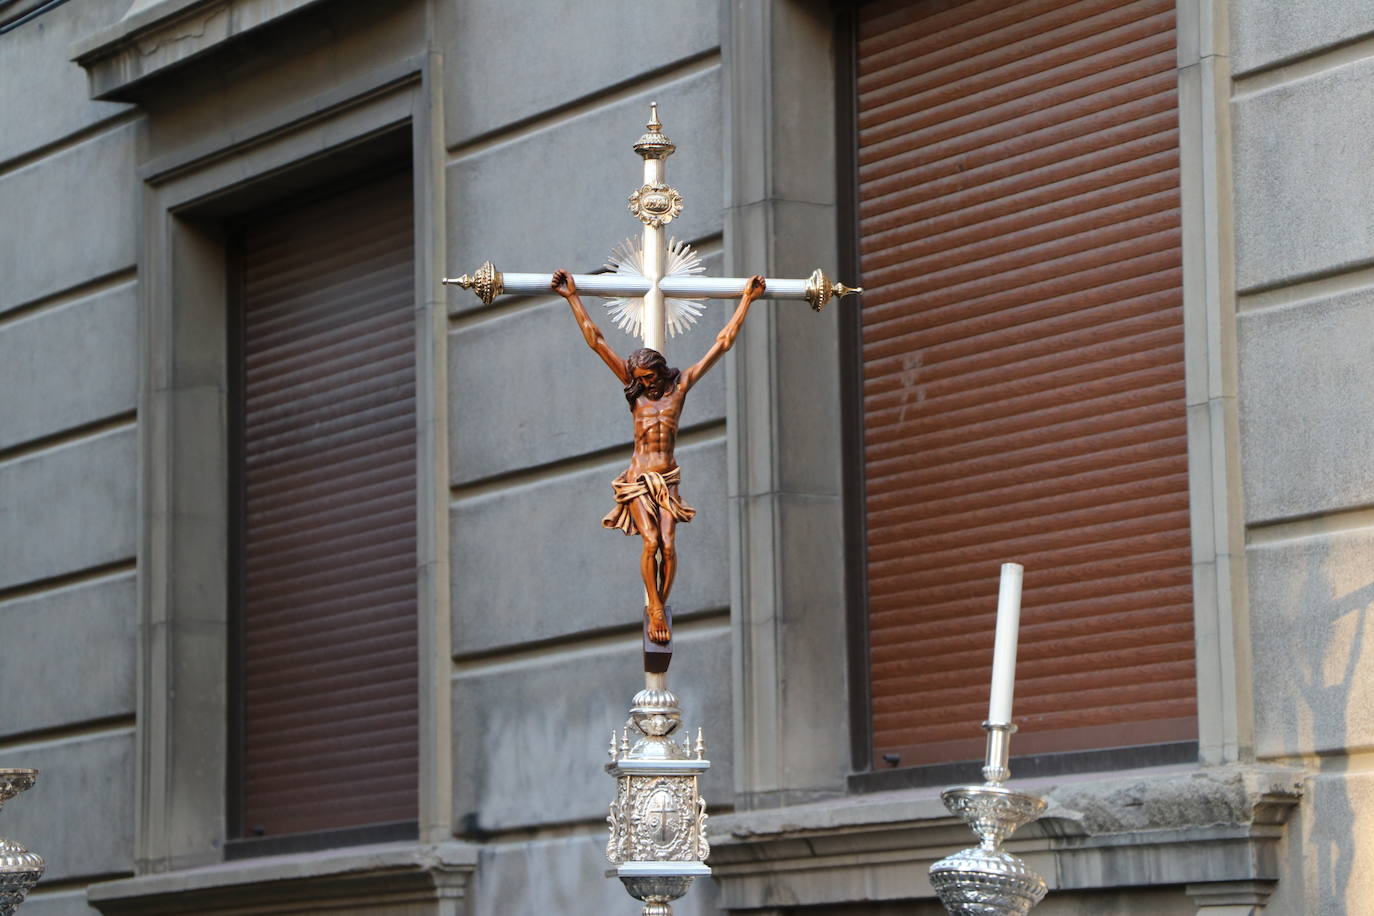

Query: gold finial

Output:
[442, 260, 504, 306]
[803, 268, 864, 311]
[634, 102, 676, 160]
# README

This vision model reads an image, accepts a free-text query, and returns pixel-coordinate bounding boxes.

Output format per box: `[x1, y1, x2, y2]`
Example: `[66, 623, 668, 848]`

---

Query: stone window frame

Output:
[713, 1, 1283, 909]
[723, 0, 1252, 806]
[123, 55, 458, 873]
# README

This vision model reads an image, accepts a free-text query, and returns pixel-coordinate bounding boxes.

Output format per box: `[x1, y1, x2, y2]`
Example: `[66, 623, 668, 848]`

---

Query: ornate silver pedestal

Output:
[929, 725, 1047, 916]
[0, 770, 43, 915]
[606, 675, 710, 916]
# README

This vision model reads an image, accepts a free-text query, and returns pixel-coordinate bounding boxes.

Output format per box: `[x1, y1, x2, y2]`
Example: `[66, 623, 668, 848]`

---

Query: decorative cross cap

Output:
[804, 268, 863, 311]
[442, 260, 503, 306]
[634, 102, 676, 159]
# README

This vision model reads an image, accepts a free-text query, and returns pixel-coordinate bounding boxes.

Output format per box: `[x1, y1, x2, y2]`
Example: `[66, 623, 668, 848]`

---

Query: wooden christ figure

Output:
[553, 269, 766, 645]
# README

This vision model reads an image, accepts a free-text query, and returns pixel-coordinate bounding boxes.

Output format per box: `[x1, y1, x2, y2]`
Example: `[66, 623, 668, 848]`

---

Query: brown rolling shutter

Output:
[857, 0, 1196, 766]
[236, 170, 418, 836]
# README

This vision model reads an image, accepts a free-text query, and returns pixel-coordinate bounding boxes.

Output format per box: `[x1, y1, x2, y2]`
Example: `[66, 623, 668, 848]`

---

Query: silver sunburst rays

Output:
[603, 238, 705, 341]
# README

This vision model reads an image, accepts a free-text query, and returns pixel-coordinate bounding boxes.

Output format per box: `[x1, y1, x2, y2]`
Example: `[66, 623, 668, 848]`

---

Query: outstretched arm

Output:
[553, 269, 629, 385]
[681, 275, 765, 391]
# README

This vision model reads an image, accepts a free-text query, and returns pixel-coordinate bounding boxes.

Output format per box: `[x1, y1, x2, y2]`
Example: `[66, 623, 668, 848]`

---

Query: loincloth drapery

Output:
[602, 465, 697, 535]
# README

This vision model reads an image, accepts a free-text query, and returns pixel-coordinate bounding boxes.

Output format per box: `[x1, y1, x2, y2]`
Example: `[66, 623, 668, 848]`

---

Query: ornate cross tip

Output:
[442, 260, 503, 306]
[634, 102, 676, 159]
[803, 268, 864, 311]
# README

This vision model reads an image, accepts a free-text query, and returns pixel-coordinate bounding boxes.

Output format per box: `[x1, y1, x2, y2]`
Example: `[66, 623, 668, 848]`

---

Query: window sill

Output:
[707, 763, 1304, 911]
[86, 840, 479, 915]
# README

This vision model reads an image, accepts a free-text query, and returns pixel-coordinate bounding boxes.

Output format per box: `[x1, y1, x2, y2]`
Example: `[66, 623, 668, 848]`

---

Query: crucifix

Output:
[445, 103, 860, 671]
[446, 104, 859, 916]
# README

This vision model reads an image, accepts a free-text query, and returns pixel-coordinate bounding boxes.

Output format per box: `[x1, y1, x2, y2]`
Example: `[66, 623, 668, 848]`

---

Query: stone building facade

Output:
[0, 0, 1368, 913]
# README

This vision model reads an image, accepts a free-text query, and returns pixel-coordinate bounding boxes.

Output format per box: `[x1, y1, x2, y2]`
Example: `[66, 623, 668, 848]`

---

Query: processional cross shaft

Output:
[445, 104, 860, 670]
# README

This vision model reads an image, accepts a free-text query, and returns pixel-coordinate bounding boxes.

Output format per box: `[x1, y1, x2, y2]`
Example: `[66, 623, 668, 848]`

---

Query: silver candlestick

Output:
[605, 673, 711, 916]
[929, 723, 1048, 916]
[0, 770, 44, 916]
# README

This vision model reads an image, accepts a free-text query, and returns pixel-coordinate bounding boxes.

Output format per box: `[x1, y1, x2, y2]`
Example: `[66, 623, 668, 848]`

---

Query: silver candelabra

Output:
[0, 770, 43, 915]
[929, 723, 1048, 915]
[605, 673, 711, 916]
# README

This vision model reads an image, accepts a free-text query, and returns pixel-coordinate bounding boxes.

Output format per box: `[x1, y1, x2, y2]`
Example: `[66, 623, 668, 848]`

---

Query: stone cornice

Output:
[70, 0, 332, 102]
[708, 765, 1304, 910]
[86, 841, 479, 915]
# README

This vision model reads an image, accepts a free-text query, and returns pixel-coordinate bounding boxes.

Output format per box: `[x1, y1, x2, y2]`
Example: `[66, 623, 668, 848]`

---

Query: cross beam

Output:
[444, 103, 860, 351]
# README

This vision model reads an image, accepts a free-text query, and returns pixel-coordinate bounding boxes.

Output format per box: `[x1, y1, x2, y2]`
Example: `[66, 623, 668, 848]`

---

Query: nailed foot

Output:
[646, 605, 672, 645]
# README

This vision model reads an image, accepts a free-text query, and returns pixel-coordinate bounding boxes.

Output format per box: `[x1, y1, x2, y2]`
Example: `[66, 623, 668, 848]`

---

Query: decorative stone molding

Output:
[708, 766, 1303, 912]
[1186, 880, 1277, 914]
[70, 0, 332, 102]
[86, 842, 478, 915]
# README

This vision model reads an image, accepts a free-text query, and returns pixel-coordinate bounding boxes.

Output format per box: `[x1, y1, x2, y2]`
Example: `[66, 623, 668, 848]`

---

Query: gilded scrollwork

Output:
[628, 183, 684, 229]
[695, 796, 709, 860]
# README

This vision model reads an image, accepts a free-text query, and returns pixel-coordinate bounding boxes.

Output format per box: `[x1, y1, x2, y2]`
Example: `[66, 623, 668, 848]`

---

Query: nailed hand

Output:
[552, 269, 576, 299]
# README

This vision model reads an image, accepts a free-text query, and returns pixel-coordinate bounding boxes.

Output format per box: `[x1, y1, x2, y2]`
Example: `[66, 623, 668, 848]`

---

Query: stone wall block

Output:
[0, 730, 135, 883]
[445, 67, 723, 312]
[440, 0, 718, 148]
[0, 124, 136, 316]
[1248, 526, 1374, 759]
[0, 0, 132, 164]
[453, 624, 733, 833]
[451, 438, 728, 656]
[1238, 289, 1374, 523]
[1232, 2, 1374, 76]
[0, 573, 135, 737]
[1233, 59, 1374, 291]
[1261, 770, 1374, 914]
[0, 427, 137, 591]
[448, 251, 725, 485]
[0, 281, 137, 452]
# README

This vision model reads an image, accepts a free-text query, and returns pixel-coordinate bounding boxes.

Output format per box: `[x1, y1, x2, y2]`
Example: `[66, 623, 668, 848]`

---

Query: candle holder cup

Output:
[929, 723, 1048, 916]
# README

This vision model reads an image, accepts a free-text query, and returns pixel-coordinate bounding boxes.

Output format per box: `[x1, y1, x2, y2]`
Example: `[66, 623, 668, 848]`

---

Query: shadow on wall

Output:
[1264, 532, 1374, 912]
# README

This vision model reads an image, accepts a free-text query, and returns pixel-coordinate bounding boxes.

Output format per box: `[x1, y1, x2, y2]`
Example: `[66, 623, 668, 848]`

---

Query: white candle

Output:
[987, 562, 1024, 726]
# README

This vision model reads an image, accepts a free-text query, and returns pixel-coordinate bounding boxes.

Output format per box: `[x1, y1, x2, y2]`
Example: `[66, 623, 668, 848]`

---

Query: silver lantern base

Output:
[930, 725, 1047, 916]
[0, 839, 44, 916]
[0, 770, 43, 916]
[605, 675, 711, 916]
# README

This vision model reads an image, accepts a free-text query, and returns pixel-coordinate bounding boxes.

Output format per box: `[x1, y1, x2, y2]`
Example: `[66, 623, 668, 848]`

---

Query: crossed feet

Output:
[646, 605, 672, 645]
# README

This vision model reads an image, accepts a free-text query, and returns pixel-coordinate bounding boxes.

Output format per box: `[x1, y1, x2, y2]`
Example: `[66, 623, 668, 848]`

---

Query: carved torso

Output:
[628, 383, 686, 477]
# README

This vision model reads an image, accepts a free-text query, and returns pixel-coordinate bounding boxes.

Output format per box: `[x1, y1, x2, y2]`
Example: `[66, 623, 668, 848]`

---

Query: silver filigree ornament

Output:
[604, 238, 705, 340]
[0, 770, 43, 916]
[606, 683, 711, 916]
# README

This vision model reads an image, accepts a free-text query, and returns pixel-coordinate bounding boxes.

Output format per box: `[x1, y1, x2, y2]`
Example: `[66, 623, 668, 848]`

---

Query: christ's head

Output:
[624, 348, 679, 406]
